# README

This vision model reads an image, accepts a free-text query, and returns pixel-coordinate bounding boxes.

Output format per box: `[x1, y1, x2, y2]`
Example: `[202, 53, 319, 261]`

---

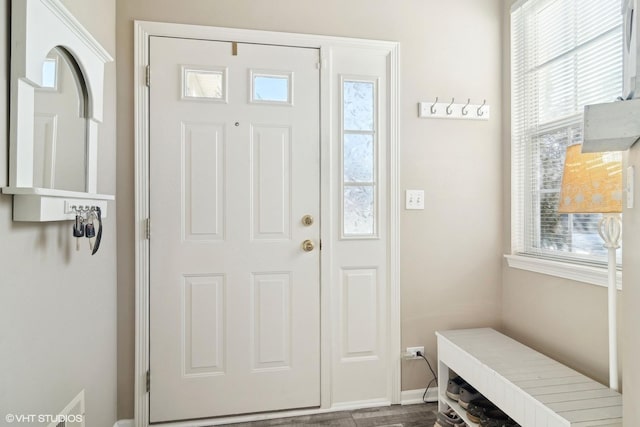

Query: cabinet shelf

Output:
[439, 394, 474, 425]
[1, 187, 113, 221]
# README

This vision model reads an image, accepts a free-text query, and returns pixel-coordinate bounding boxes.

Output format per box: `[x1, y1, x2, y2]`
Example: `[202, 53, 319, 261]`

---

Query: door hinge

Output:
[145, 65, 150, 87]
[319, 239, 322, 250]
[146, 370, 150, 393]
[145, 218, 151, 240]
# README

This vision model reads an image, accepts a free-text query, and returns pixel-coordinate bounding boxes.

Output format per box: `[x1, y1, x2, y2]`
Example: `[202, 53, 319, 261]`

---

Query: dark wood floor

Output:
[218, 402, 438, 427]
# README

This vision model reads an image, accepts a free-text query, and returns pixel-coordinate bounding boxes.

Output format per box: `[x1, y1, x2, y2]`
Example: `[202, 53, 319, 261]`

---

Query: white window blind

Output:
[511, 0, 623, 265]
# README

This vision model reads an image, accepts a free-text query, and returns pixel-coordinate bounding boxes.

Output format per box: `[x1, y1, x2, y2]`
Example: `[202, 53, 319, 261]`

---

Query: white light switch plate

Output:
[405, 189, 424, 210]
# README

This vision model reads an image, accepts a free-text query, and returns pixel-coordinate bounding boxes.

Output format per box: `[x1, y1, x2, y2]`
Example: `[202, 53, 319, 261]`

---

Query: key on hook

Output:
[73, 215, 85, 251]
[85, 213, 96, 251]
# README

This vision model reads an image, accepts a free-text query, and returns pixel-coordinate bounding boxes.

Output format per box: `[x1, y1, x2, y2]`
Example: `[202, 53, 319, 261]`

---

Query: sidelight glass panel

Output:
[342, 77, 377, 238]
[344, 134, 374, 183]
[344, 186, 375, 235]
[343, 81, 374, 131]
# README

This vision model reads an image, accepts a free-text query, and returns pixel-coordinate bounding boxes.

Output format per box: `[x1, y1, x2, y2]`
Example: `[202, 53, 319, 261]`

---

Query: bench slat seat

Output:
[436, 328, 622, 427]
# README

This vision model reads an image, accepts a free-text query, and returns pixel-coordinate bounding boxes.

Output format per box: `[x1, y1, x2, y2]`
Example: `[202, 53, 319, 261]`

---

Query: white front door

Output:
[148, 36, 320, 423]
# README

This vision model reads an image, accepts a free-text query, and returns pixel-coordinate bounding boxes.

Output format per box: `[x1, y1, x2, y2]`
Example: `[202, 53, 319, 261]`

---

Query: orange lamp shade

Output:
[558, 144, 623, 214]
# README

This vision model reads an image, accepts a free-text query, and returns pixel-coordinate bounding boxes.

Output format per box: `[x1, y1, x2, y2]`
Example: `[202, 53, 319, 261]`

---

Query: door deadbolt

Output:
[301, 215, 314, 226]
[301, 240, 315, 252]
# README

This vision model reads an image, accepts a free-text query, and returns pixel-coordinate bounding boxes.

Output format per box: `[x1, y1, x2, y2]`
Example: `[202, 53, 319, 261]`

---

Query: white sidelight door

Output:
[148, 36, 320, 423]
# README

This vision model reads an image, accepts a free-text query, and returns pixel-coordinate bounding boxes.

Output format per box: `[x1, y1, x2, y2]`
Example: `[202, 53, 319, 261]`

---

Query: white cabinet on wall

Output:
[3, 0, 114, 221]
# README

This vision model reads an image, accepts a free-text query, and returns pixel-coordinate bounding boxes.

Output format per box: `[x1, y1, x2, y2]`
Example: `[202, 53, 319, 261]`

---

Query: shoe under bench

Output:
[436, 328, 622, 427]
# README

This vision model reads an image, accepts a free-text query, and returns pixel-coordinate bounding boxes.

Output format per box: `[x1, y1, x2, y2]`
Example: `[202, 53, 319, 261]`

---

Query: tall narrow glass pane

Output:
[344, 186, 375, 235]
[344, 134, 374, 183]
[343, 81, 374, 131]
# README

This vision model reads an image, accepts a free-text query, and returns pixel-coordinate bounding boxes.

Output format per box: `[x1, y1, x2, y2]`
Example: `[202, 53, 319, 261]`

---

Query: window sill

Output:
[504, 254, 622, 290]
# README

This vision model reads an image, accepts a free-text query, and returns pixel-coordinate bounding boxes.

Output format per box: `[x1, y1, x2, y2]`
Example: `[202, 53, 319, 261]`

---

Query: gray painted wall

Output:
[0, 1, 118, 426]
[623, 145, 640, 425]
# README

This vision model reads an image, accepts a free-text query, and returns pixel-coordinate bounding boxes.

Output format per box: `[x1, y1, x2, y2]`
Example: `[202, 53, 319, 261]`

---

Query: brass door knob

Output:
[301, 215, 314, 226]
[301, 239, 315, 252]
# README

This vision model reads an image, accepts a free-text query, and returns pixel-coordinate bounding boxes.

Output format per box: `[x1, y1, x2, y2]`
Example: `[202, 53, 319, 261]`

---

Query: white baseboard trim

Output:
[138, 397, 416, 426]
[117, 394, 434, 427]
[150, 399, 390, 426]
[330, 398, 391, 411]
[400, 387, 438, 405]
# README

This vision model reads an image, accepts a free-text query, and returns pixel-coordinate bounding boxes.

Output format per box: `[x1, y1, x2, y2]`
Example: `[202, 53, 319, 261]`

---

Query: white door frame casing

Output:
[133, 21, 400, 426]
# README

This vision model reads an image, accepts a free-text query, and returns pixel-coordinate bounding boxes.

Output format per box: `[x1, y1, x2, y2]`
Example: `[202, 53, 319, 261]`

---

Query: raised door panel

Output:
[251, 125, 291, 240]
[252, 273, 291, 371]
[182, 122, 225, 241]
[183, 275, 225, 376]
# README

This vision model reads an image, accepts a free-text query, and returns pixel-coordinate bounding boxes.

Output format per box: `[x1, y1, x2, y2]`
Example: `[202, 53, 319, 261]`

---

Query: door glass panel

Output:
[183, 68, 225, 100]
[343, 81, 374, 131]
[344, 134, 374, 183]
[342, 77, 377, 238]
[252, 73, 291, 103]
[344, 186, 375, 235]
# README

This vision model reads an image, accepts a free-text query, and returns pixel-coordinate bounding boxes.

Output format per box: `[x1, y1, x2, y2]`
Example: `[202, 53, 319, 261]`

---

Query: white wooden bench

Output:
[436, 328, 622, 427]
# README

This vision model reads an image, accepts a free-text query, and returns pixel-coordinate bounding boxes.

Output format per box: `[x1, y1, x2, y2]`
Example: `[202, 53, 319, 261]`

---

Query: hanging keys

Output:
[91, 206, 103, 255]
[70, 207, 103, 253]
[85, 213, 96, 251]
[73, 215, 85, 251]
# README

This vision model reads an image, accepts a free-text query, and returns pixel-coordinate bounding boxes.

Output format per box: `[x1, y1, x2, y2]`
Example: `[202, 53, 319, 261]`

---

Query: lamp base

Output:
[599, 213, 621, 391]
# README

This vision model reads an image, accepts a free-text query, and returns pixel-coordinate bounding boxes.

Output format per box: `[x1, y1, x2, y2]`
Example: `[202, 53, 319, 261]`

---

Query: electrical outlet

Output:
[406, 346, 425, 359]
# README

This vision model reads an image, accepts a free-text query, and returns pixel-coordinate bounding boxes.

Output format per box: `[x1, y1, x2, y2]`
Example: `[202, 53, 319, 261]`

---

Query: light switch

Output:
[628, 166, 635, 209]
[405, 189, 425, 210]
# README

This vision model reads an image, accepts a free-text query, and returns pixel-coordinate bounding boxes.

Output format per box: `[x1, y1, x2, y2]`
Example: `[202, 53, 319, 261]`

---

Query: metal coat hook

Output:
[418, 98, 489, 120]
[477, 99, 486, 116]
[446, 98, 455, 115]
[430, 97, 438, 114]
[461, 98, 471, 116]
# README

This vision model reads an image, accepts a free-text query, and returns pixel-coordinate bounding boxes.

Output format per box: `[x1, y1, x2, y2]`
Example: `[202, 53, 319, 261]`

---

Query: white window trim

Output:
[505, 254, 621, 289]
[509, 0, 623, 284]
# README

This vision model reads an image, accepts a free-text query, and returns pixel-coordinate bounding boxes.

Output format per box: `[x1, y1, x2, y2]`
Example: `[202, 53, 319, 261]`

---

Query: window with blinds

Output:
[511, 0, 623, 265]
